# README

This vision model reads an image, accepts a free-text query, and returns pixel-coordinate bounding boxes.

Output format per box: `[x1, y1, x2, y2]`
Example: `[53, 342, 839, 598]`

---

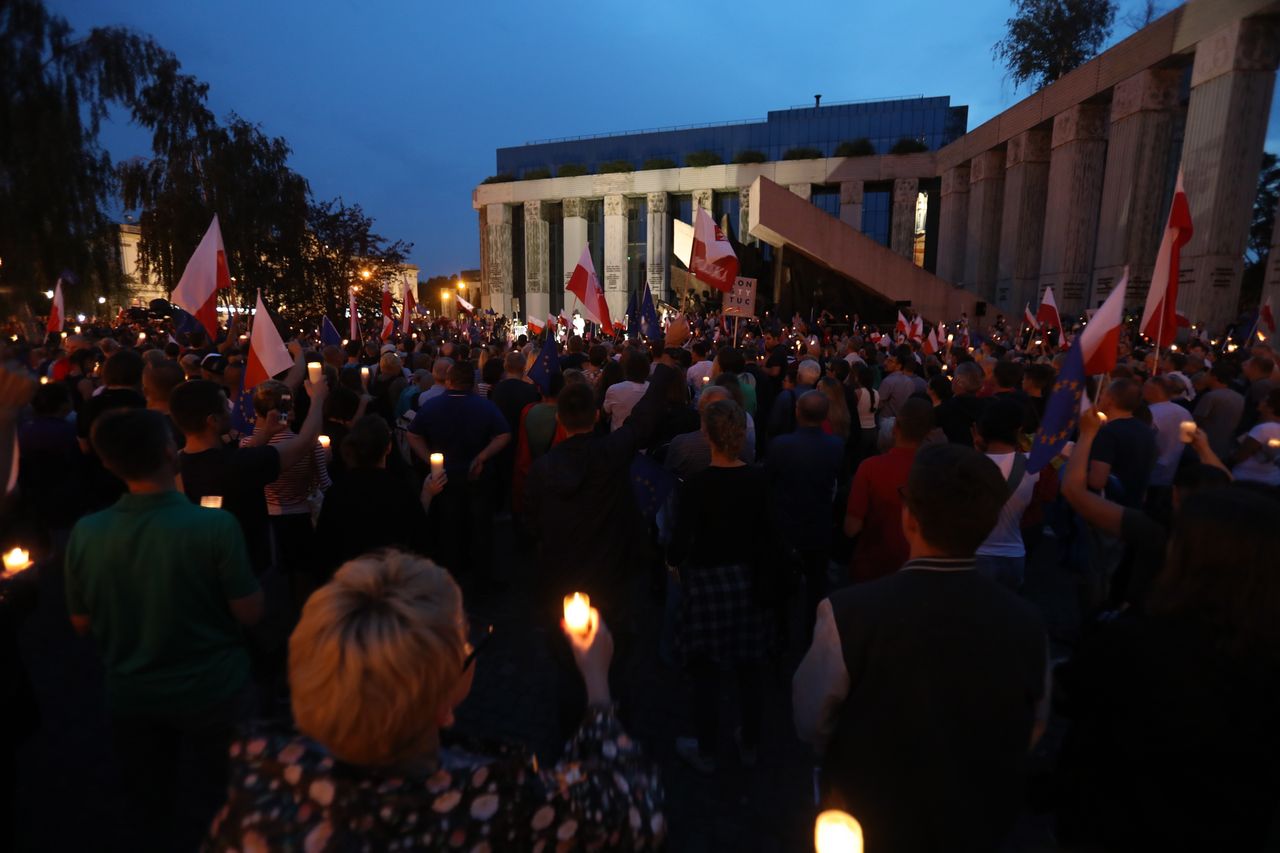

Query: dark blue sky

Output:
[52, 0, 1280, 279]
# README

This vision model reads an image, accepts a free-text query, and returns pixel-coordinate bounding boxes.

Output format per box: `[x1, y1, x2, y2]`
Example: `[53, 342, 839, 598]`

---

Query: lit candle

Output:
[2, 547, 32, 576]
[360, 366, 370, 387]
[1268, 438, 1280, 449]
[429, 453, 444, 476]
[1097, 411, 1108, 423]
[702, 376, 710, 385]
[74, 325, 82, 334]
[318, 435, 331, 450]
[563, 592, 591, 636]
[1179, 421, 1197, 443]
[39, 376, 49, 385]
[200, 495, 223, 509]
[307, 361, 323, 385]
[814, 810, 863, 853]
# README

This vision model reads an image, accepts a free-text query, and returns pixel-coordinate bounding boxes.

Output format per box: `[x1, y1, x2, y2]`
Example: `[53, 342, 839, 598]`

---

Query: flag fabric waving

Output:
[349, 289, 359, 342]
[909, 314, 924, 342]
[321, 316, 343, 347]
[1140, 168, 1193, 348]
[639, 286, 662, 339]
[1023, 303, 1039, 330]
[527, 316, 543, 336]
[922, 327, 939, 355]
[896, 311, 909, 338]
[172, 215, 232, 340]
[566, 245, 613, 329]
[527, 327, 560, 394]
[46, 279, 65, 334]
[402, 290, 417, 335]
[690, 207, 739, 292]
[457, 294, 475, 314]
[1079, 269, 1128, 376]
[1037, 286, 1062, 335]
[1028, 338, 1091, 473]
[244, 290, 294, 389]
[381, 289, 395, 341]
[1261, 295, 1275, 336]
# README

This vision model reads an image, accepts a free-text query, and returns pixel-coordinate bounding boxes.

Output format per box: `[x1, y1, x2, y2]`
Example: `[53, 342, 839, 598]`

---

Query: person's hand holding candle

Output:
[561, 595, 612, 707]
[2, 547, 33, 578]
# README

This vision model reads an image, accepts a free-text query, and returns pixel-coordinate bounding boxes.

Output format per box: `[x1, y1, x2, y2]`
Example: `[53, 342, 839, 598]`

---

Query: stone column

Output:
[739, 186, 755, 244]
[1178, 17, 1280, 328]
[996, 130, 1051, 311]
[646, 192, 670, 301]
[789, 183, 812, 202]
[603, 194, 629, 326]
[964, 150, 1005, 303]
[562, 198, 588, 316]
[483, 204, 513, 318]
[1039, 103, 1108, 315]
[692, 188, 713, 222]
[936, 165, 969, 284]
[890, 178, 919, 261]
[1092, 69, 1182, 306]
[839, 181, 864, 232]
[523, 201, 551, 322]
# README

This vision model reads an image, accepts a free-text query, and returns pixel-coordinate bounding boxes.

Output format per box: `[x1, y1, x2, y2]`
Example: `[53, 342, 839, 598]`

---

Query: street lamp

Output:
[361, 269, 372, 281]
[441, 288, 451, 317]
[97, 296, 106, 305]
[456, 279, 466, 290]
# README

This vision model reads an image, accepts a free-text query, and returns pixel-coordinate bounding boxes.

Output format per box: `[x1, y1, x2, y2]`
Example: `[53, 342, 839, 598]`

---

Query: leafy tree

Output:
[1241, 151, 1278, 309]
[557, 164, 589, 177]
[598, 160, 634, 174]
[481, 173, 515, 184]
[0, 0, 177, 304]
[642, 157, 678, 170]
[521, 167, 552, 180]
[835, 138, 876, 157]
[782, 147, 824, 160]
[732, 150, 768, 164]
[993, 0, 1116, 90]
[303, 198, 411, 324]
[685, 151, 723, 168]
[889, 137, 929, 154]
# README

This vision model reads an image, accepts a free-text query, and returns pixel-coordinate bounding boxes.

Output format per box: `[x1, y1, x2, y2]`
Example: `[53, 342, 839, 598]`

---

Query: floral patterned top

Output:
[204, 707, 664, 851]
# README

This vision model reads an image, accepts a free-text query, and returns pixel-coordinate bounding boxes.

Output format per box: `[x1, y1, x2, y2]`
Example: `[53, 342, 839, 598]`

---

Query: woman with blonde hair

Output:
[817, 376, 851, 441]
[207, 550, 664, 850]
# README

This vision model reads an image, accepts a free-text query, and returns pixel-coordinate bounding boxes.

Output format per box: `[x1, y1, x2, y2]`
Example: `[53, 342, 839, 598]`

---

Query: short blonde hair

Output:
[379, 353, 402, 376]
[289, 550, 466, 766]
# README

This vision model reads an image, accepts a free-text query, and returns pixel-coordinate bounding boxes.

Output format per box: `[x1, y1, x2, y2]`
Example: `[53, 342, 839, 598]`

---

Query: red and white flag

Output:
[381, 289, 394, 341]
[566, 245, 613, 329]
[1079, 268, 1129, 376]
[896, 311, 909, 337]
[1141, 168, 1193, 349]
[243, 290, 293, 389]
[527, 316, 543, 335]
[690, 207, 739, 292]
[349, 288, 358, 342]
[909, 314, 923, 341]
[1023, 303, 1039, 330]
[1037, 286, 1062, 335]
[558, 309, 572, 329]
[402, 290, 416, 335]
[457, 294, 475, 314]
[46, 279, 65, 334]
[172, 214, 232, 340]
[1261, 295, 1275, 336]
[922, 327, 939, 355]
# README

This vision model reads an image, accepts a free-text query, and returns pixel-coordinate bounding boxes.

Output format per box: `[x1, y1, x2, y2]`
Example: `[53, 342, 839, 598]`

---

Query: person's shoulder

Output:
[70, 503, 122, 537]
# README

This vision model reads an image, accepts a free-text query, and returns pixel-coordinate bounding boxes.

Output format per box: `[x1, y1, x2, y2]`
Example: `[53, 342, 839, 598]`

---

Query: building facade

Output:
[475, 0, 1280, 332]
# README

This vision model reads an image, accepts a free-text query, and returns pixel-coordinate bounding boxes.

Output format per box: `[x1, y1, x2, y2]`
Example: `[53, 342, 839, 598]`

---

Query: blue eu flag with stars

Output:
[527, 330, 560, 395]
[320, 316, 343, 348]
[630, 452, 676, 519]
[1028, 340, 1088, 473]
[639, 286, 661, 339]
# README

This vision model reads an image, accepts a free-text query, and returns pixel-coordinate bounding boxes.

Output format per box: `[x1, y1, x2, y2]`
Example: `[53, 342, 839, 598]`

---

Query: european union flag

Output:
[229, 374, 257, 438]
[1028, 340, 1087, 473]
[320, 315, 342, 347]
[639, 286, 661, 339]
[630, 452, 676, 519]
[172, 304, 201, 338]
[527, 329, 560, 395]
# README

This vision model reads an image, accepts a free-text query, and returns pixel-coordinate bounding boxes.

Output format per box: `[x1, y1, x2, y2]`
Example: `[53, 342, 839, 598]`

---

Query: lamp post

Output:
[441, 288, 451, 319]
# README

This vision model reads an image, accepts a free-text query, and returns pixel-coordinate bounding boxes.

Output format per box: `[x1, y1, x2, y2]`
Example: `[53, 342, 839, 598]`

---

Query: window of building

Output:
[627, 196, 647, 299]
[861, 186, 891, 247]
[585, 199, 605, 281]
[811, 184, 840, 219]
[547, 202, 563, 315]
[713, 191, 741, 239]
[510, 204, 524, 311]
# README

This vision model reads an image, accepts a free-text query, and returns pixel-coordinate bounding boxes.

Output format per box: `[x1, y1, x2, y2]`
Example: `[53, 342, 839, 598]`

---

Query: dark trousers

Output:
[689, 654, 762, 755]
[797, 547, 830, 642]
[110, 688, 252, 852]
[428, 478, 495, 591]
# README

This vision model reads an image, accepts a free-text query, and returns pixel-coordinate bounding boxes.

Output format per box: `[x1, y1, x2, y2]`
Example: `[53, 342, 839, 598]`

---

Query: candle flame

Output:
[2, 548, 32, 576]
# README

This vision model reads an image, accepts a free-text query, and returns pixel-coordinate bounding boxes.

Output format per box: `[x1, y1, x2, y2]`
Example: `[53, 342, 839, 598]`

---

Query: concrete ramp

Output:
[747, 176, 980, 324]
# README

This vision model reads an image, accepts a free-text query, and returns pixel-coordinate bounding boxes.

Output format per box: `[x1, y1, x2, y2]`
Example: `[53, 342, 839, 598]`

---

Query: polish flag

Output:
[457, 294, 475, 314]
[47, 279, 65, 334]
[922, 327, 939, 355]
[1037, 286, 1062, 334]
[527, 316, 543, 336]
[402, 290, 416, 335]
[349, 288, 359, 342]
[909, 314, 923, 341]
[690, 207, 739, 292]
[1141, 168, 1193, 349]
[566, 245, 613, 329]
[896, 311, 909, 337]
[1023, 303, 1039, 330]
[1079, 268, 1129, 376]
[381, 289, 394, 341]
[1261, 295, 1275, 335]
[558, 309, 572, 329]
[172, 214, 232, 340]
[243, 290, 293, 389]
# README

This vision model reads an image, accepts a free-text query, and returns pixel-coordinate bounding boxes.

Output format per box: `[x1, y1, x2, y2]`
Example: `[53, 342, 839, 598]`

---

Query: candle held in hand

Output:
[307, 361, 323, 385]
[430, 453, 444, 476]
[814, 810, 863, 853]
[318, 435, 331, 450]
[1179, 421, 1197, 443]
[563, 592, 591, 635]
[360, 366, 370, 386]
[2, 548, 32, 576]
[200, 496, 223, 509]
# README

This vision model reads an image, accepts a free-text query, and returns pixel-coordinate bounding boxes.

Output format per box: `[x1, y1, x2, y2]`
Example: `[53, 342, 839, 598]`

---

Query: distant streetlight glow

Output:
[360, 269, 372, 280]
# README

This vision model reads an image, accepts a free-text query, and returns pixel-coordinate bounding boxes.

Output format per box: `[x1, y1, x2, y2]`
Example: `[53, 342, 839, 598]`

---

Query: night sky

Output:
[50, 0, 1280, 279]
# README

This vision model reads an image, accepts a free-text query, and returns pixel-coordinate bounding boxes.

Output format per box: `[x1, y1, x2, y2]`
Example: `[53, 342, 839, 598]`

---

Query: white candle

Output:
[1179, 421, 1197, 443]
[307, 361, 323, 385]
[360, 366, 370, 387]
[2, 547, 32, 575]
[814, 810, 863, 853]
[200, 495, 223, 509]
[429, 453, 444, 476]
[39, 376, 49, 385]
[563, 592, 591, 636]
[1268, 438, 1280, 449]
[318, 435, 331, 450]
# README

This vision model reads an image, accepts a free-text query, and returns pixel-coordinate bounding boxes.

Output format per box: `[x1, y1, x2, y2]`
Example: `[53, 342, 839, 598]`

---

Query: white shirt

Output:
[854, 386, 878, 430]
[602, 380, 648, 431]
[686, 360, 714, 387]
[976, 452, 1039, 558]
[1233, 422, 1280, 485]
[1148, 400, 1189, 488]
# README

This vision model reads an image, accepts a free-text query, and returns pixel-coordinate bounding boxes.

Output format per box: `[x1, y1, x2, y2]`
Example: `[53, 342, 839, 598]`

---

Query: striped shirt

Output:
[239, 430, 330, 515]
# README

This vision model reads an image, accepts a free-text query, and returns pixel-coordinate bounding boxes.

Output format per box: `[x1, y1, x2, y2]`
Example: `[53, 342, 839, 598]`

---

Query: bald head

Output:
[796, 389, 829, 426]
[797, 359, 821, 387]
[697, 385, 731, 414]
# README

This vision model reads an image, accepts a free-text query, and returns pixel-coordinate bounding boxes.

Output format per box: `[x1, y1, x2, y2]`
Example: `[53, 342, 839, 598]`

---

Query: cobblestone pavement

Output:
[12, 520, 1082, 852]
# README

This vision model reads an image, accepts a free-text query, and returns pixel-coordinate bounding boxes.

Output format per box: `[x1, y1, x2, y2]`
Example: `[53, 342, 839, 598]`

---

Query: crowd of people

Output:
[1, 301, 1278, 851]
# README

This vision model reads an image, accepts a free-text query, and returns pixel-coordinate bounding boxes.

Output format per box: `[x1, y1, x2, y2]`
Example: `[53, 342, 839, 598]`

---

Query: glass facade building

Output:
[495, 96, 967, 177]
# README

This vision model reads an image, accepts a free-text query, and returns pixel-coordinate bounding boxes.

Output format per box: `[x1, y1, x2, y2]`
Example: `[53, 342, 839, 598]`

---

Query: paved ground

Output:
[10, 519, 1084, 852]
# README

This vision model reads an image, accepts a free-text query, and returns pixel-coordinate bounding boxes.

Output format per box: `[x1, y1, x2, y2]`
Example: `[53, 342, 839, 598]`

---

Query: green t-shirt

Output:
[65, 490, 259, 714]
